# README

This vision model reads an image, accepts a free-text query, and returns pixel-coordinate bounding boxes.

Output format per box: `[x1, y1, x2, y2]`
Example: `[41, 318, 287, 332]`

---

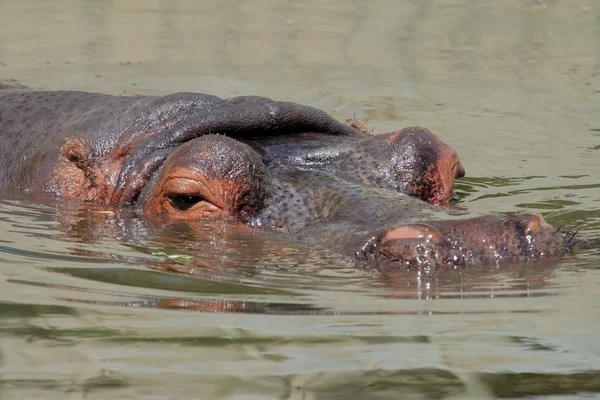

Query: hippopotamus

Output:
[0, 86, 575, 270]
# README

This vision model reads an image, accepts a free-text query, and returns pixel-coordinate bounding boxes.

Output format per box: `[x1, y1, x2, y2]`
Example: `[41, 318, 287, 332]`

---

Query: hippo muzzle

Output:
[360, 213, 572, 271]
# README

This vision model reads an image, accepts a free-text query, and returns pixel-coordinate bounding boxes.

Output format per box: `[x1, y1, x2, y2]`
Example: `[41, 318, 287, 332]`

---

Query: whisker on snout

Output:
[559, 220, 586, 251]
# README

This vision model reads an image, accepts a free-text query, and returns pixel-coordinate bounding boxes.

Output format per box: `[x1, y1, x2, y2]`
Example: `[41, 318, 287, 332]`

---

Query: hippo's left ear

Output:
[56, 137, 120, 202]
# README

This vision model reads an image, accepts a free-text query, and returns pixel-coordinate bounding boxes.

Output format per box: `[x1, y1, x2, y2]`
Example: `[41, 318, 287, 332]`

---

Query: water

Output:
[1, 0, 600, 399]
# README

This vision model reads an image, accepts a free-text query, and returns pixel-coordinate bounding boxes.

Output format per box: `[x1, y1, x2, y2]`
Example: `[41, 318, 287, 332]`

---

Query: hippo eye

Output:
[167, 194, 205, 211]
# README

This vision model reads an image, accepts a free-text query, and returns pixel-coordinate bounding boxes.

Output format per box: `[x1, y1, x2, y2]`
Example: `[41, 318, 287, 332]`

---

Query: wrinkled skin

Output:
[0, 86, 574, 270]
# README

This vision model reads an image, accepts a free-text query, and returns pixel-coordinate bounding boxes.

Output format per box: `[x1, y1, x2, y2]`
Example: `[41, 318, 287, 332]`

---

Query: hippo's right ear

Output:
[56, 137, 117, 202]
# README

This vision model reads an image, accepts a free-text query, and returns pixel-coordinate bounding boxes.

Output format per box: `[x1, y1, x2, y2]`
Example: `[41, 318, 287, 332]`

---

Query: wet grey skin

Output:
[0, 87, 574, 269]
[252, 157, 571, 270]
[0, 87, 362, 200]
[136, 134, 573, 270]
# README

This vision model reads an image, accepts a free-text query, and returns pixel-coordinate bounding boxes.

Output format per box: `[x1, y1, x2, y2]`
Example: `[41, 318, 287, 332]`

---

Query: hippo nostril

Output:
[381, 224, 443, 243]
[374, 224, 451, 269]
[522, 215, 550, 236]
[455, 161, 465, 179]
[509, 213, 550, 236]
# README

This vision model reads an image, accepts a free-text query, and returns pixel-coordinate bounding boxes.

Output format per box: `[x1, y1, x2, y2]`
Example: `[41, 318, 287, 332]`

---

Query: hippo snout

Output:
[360, 213, 573, 270]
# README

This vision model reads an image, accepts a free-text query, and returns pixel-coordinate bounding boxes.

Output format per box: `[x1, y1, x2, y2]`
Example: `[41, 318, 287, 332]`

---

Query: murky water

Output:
[1, 0, 600, 399]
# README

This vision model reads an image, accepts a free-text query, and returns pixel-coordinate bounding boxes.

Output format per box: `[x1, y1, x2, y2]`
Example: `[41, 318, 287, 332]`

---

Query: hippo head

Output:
[45, 92, 573, 269]
[66, 133, 571, 270]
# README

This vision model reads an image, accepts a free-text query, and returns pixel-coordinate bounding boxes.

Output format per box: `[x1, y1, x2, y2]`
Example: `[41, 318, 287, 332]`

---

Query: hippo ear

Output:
[56, 137, 90, 199]
[56, 137, 117, 202]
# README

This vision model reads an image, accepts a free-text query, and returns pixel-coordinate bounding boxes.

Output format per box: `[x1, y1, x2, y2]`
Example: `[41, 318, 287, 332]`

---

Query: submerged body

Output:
[0, 86, 572, 269]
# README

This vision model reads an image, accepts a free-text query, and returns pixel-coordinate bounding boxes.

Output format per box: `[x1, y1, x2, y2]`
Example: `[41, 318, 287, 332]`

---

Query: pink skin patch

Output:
[381, 225, 442, 243]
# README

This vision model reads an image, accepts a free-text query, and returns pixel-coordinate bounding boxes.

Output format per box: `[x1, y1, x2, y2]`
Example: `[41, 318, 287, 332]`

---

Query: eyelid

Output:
[163, 177, 206, 194]
[162, 175, 226, 211]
